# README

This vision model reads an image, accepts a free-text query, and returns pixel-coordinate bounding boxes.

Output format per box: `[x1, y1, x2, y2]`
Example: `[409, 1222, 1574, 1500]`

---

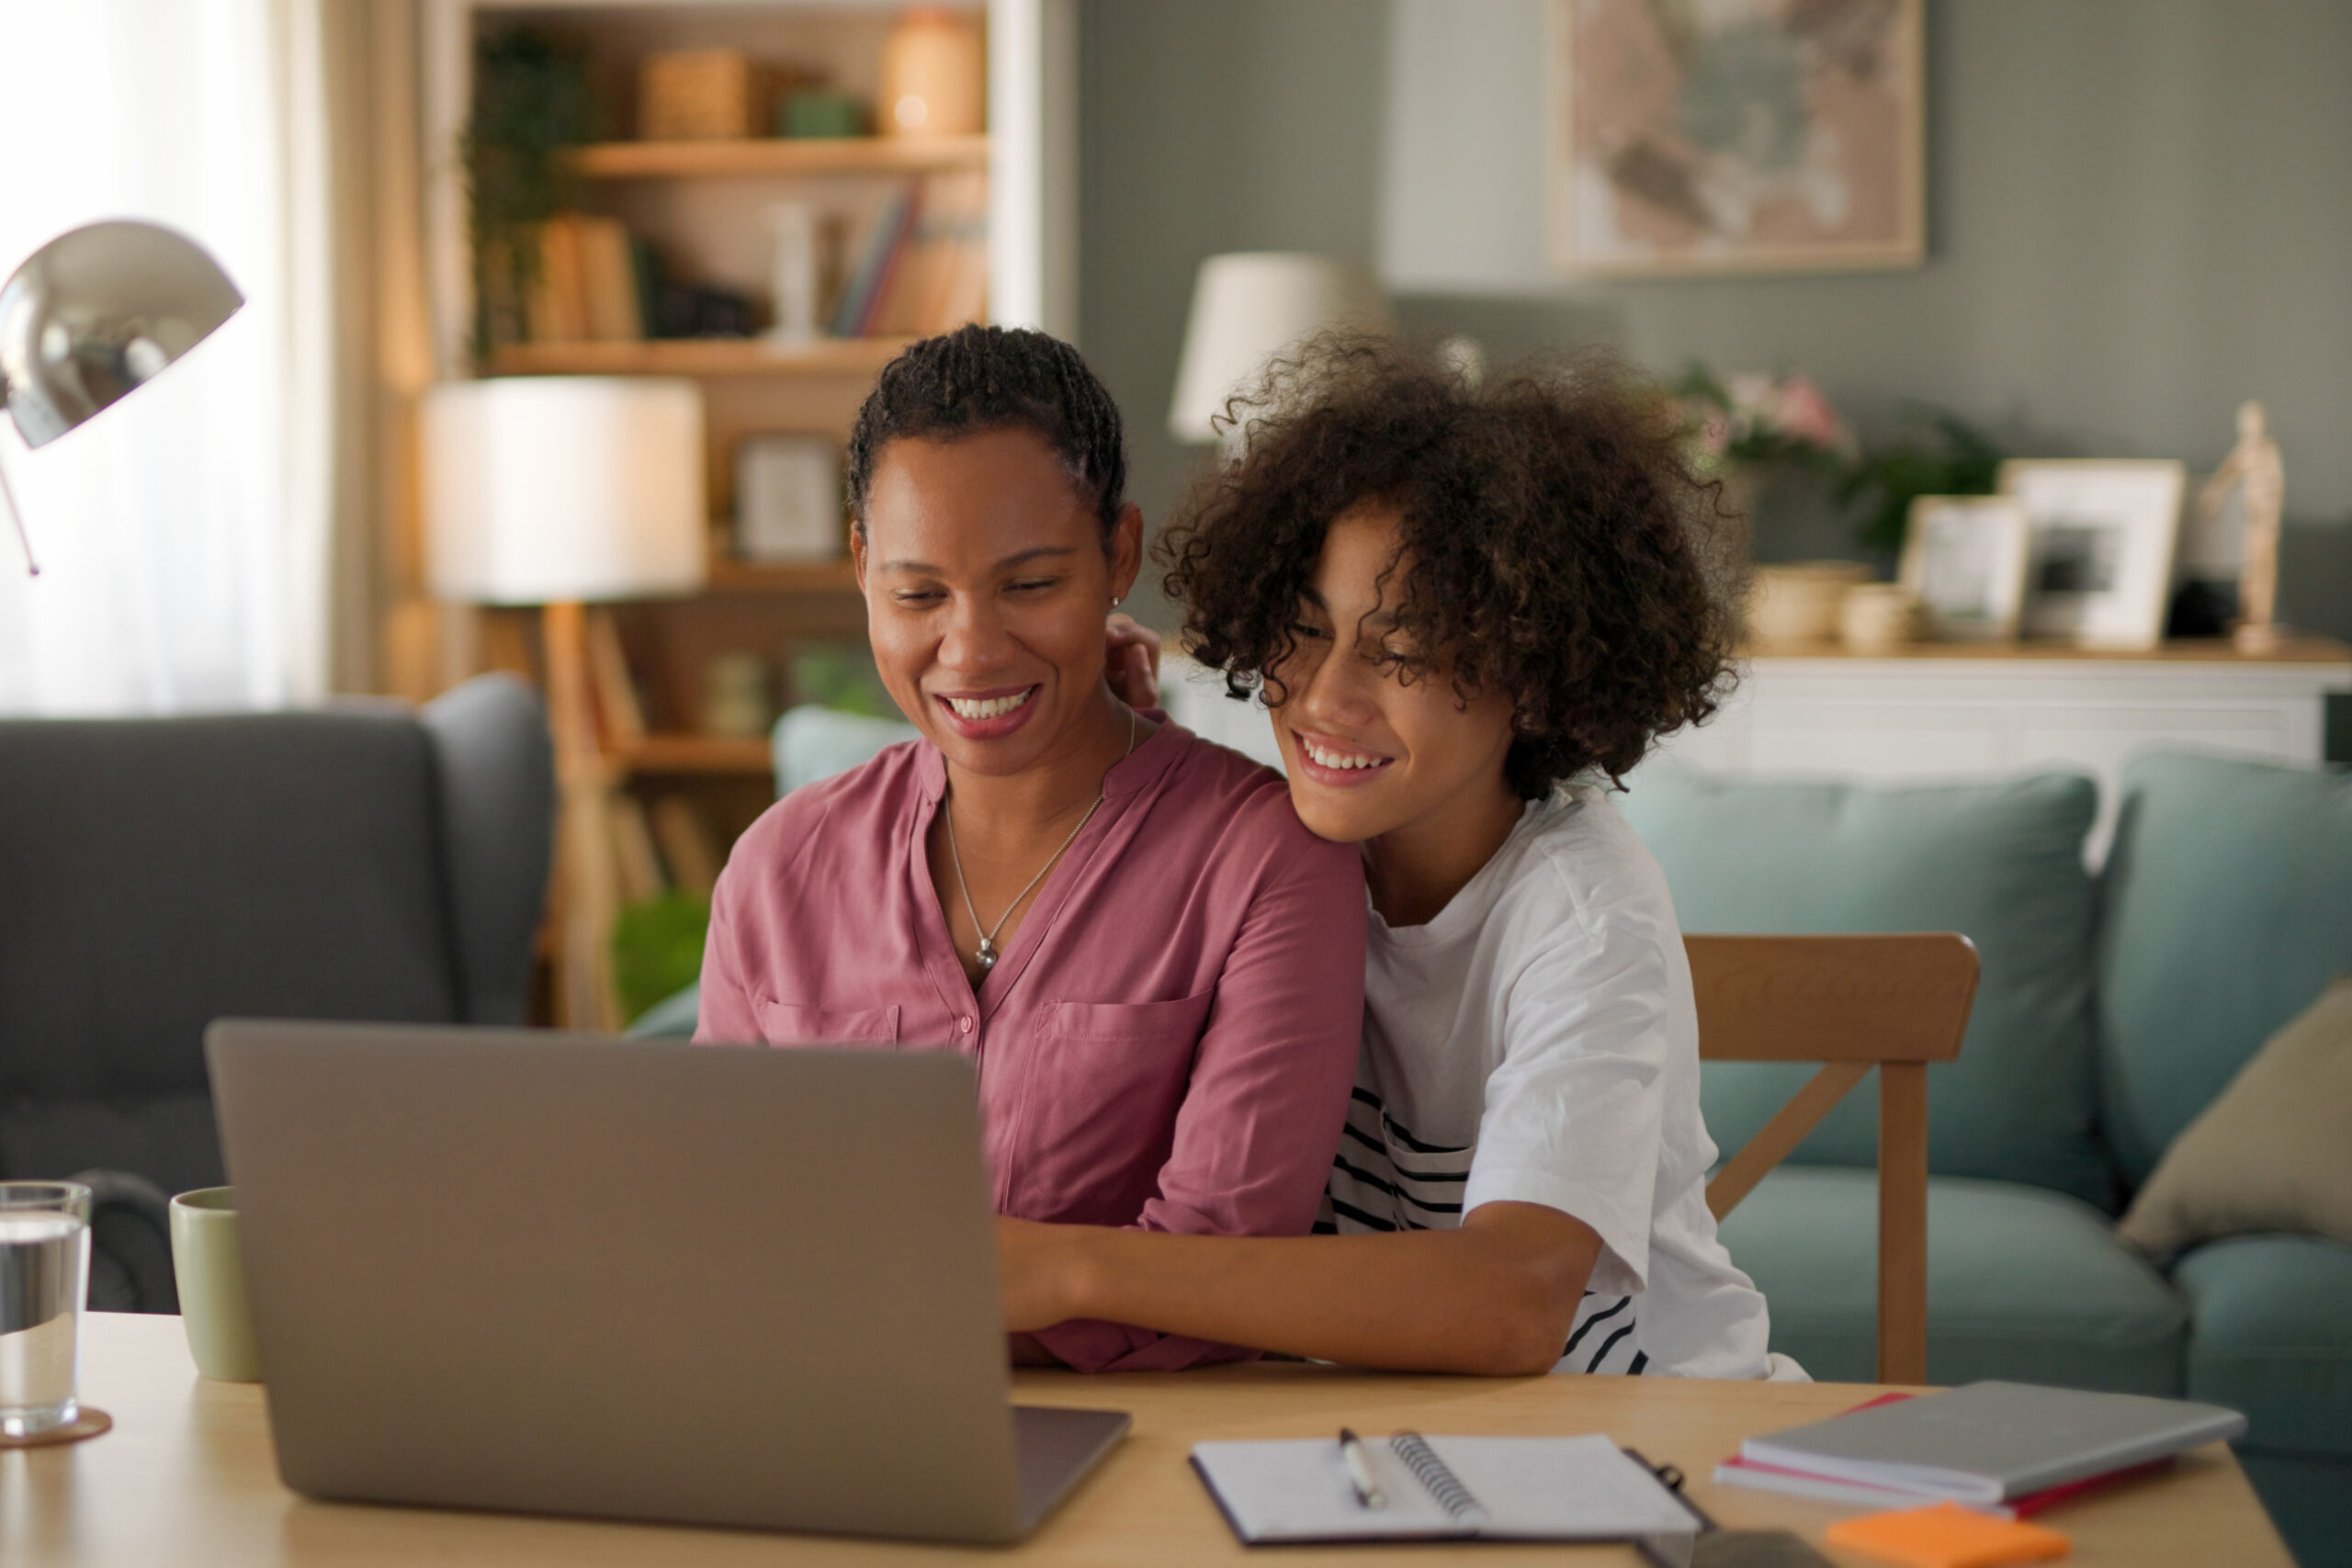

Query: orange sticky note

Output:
[1826, 1501, 2070, 1568]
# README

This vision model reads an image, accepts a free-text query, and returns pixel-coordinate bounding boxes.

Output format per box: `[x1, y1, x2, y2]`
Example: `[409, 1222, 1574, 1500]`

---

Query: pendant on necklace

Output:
[975, 939, 998, 973]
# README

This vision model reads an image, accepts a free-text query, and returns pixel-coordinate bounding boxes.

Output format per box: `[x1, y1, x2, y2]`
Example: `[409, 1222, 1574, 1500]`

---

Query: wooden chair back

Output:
[1685, 933, 1980, 1385]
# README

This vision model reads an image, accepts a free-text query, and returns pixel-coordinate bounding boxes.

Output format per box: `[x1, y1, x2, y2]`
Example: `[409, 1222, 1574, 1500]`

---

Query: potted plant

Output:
[463, 29, 598, 359]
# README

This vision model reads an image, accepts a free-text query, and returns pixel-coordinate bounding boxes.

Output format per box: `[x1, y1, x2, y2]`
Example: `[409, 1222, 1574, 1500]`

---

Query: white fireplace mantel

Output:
[1165, 639, 2352, 868]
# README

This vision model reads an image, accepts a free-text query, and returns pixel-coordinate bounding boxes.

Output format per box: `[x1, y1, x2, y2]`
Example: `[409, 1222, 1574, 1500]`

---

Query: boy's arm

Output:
[1006, 909, 1676, 1375]
[1001, 1201, 1602, 1377]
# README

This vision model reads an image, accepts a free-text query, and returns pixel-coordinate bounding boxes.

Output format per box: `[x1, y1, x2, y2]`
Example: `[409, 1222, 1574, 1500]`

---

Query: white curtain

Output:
[0, 0, 334, 714]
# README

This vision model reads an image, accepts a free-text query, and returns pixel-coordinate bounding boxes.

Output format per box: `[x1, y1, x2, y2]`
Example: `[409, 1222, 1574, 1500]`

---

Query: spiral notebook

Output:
[1189, 1431, 1706, 1545]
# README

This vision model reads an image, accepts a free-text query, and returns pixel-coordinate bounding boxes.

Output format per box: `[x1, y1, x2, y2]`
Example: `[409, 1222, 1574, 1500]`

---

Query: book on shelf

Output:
[875, 170, 988, 337]
[578, 218, 643, 342]
[523, 215, 586, 344]
[831, 185, 915, 338]
[520, 214, 645, 345]
[831, 174, 989, 339]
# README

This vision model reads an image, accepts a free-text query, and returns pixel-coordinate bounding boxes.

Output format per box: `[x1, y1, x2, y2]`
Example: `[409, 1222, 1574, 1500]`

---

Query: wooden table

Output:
[2, 1314, 2288, 1566]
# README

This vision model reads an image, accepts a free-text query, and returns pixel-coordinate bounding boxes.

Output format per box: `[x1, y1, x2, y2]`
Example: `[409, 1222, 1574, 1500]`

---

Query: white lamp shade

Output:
[1167, 253, 1391, 444]
[423, 377, 708, 604]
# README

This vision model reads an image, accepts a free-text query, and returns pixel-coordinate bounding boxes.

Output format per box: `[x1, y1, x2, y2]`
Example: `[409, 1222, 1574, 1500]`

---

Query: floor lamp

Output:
[423, 377, 707, 1031]
[0, 220, 243, 571]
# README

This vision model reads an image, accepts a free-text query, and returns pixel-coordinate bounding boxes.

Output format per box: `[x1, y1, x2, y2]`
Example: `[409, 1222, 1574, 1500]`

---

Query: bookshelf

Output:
[616, 733, 776, 778]
[705, 558, 862, 593]
[416, 0, 1076, 1023]
[571, 131, 989, 178]
[489, 335, 917, 377]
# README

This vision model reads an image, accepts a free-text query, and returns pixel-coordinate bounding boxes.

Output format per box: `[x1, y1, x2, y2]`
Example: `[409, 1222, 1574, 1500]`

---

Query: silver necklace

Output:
[944, 704, 1137, 974]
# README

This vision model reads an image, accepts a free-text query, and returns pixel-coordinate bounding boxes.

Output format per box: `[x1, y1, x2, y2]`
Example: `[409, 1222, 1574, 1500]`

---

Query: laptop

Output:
[204, 1020, 1129, 1544]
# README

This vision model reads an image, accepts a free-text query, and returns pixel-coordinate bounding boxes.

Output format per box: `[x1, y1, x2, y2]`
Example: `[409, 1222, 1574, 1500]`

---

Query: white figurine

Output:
[2198, 400, 2286, 652]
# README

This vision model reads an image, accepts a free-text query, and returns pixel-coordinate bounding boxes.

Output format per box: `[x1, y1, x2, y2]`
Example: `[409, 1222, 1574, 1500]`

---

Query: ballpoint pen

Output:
[1338, 1427, 1386, 1509]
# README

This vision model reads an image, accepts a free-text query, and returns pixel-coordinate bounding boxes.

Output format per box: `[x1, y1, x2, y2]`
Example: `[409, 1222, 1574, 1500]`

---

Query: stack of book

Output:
[831, 171, 989, 339]
[1716, 1381, 2245, 1519]
[497, 171, 986, 348]
[497, 213, 655, 345]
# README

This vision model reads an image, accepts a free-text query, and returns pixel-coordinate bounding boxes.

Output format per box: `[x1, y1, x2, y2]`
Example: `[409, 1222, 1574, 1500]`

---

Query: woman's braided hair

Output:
[1158, 335, 1743, 797]
[846, 323, 1128, 537]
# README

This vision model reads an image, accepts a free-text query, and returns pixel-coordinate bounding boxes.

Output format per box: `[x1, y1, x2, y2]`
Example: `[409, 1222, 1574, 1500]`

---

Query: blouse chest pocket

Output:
[1045, 990, 1217, 1047]
[753, 999, 900, 1050]
[1012, 991, 1218, 1193]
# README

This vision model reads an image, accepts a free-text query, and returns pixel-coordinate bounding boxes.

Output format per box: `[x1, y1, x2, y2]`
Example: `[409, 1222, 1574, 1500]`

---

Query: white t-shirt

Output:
[1318, 784, 1775, 1379]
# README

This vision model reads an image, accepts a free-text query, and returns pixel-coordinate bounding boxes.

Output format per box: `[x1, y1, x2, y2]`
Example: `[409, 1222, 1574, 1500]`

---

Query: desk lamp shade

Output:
[1168, 253, 1391, 445]
[0, 220, 243, 449]
[424, 377, 707, 604]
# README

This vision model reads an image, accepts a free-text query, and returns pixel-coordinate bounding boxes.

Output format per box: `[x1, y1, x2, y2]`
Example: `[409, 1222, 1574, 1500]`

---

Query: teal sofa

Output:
[1619, 752, 2352, 1567]
[638, 720, 2349, 1564]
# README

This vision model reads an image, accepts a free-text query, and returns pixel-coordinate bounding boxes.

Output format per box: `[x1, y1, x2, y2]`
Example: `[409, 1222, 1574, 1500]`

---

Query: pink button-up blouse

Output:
[695, 716, 1366, 1371]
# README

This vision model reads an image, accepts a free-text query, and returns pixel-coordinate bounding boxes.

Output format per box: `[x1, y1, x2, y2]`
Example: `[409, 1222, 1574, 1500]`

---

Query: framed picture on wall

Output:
[1899, 496, 2032, 642]
[1998, 459, 2187, 650]
[1547, 0, 1926, 276]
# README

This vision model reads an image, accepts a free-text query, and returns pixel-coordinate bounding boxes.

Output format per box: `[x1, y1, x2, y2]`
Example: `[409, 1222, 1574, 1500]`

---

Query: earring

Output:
[1111, 595, 1123, 609]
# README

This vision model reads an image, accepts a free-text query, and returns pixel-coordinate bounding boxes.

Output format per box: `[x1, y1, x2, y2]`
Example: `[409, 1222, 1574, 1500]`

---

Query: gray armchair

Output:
[0, 674, 553, 1309]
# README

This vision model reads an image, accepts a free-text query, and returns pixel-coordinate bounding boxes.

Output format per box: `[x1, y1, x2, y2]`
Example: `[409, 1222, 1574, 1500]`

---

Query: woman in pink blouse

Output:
[695, 326, 1366, 1372]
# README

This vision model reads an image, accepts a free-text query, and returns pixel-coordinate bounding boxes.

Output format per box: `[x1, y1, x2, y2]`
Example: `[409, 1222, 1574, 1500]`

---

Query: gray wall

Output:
[1081, 0, 2352, 637]
[1079, 0, 1388, 628]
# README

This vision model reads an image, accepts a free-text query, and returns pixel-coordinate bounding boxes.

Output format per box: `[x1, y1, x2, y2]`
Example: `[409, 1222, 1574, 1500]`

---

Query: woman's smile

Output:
[935, 682, 1042, 738]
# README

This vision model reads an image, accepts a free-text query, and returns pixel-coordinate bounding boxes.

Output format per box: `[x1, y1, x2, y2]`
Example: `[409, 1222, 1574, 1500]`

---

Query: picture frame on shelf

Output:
[1899, 496, 2031, 642]
[1998, 459, 2187, 650]
[1546, 0, 1925, 276]
[733, 433, 844, 563]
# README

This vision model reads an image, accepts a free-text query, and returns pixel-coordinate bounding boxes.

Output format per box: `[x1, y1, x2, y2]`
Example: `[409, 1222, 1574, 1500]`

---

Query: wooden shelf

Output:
[490, 337, 917, 378]
[572, 135, 989, 180]
[616, 734, 775, 778]
[707, 558, 860, 594]
[1741, 635, 2352, 665]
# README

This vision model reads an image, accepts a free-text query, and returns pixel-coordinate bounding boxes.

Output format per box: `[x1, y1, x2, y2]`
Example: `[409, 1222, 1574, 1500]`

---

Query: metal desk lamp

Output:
[0, 220, 243, 573]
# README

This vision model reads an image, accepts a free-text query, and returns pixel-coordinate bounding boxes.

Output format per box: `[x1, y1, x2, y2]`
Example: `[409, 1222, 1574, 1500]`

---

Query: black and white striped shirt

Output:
[1317, 1084, 1652, 1375]
[1318, 786, 1773, 1379]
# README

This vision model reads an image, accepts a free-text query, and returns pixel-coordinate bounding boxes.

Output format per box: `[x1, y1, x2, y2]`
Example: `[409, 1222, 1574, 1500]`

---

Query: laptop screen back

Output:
[208, 1022, 1026, 1541]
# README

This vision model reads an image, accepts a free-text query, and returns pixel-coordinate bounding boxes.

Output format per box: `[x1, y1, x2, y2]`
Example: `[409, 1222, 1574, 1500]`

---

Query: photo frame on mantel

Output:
[1900, 496, 2032, 642]
[1547, 0, 1926, 276]
[1999, 459, 2187, 651]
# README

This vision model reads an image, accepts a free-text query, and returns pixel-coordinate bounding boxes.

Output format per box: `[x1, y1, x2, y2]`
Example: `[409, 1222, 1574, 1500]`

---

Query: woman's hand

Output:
[1106, 613, 1162, 712]
[998, 1214, 1088, 1334]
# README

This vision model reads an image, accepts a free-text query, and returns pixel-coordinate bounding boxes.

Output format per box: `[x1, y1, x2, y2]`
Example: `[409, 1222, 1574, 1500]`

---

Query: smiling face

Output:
[854, 427, 1142, 778]
[1270, 502, 1519, 850]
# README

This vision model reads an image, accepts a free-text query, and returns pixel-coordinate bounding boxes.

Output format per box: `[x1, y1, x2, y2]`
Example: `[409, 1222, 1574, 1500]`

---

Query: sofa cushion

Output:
[1620, 767, 2110, 1207]
[2098, 750, 2352, 1186]
[2118, 976, 2352, 1253]
[772, 705, 919, 796]
[0, 712, 463, 1112]
[1716, 1168, 2188, 1392]
[2174, 1234, 2352, 1461]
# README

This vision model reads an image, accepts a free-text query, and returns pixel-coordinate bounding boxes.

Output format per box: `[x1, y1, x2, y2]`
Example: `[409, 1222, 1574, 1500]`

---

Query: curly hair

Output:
[846, 322, 1127, 536]
[1158, 337, 1742, 797]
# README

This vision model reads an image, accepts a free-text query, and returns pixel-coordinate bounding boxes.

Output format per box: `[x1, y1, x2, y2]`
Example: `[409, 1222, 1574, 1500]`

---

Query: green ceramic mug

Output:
[168, 1188, 262, 1382]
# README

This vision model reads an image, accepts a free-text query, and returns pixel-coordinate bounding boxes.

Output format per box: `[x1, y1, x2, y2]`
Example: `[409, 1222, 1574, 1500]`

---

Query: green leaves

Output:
[463, 30, 599, 358]
[1836, 411, 2007, 554]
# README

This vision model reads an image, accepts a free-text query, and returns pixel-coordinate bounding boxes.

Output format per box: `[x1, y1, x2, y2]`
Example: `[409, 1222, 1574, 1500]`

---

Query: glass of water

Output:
[0, 1180, 92, 1438]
